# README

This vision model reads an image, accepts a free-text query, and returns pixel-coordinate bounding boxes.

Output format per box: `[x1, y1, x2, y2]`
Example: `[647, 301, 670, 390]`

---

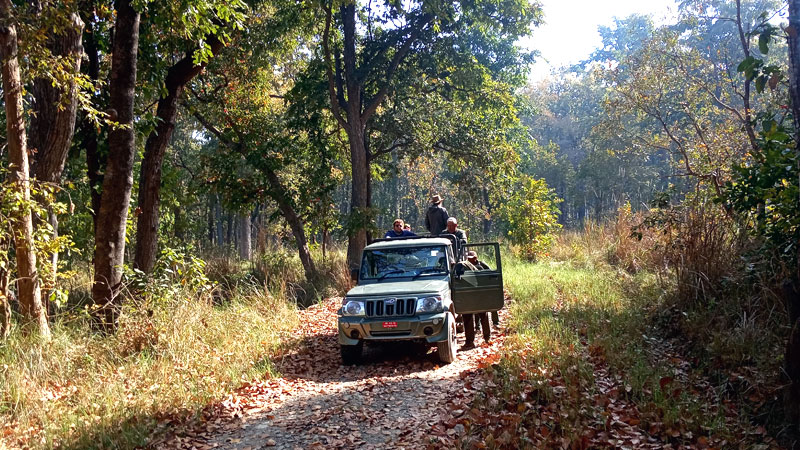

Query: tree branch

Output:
[361, 14, 432, 122]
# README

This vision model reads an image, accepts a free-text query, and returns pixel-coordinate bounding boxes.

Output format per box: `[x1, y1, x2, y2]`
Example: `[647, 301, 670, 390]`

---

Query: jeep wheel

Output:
[340, 342, 363, 365]
[437, 312, 457, 364]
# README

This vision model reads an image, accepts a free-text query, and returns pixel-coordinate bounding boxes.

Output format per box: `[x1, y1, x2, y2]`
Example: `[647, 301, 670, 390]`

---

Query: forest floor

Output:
[149, 259, 792, 450]
[150, 297, 505, 450]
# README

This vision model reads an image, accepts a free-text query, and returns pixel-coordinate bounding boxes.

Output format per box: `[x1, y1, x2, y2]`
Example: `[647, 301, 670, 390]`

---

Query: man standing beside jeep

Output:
[425, 195, 449, 236]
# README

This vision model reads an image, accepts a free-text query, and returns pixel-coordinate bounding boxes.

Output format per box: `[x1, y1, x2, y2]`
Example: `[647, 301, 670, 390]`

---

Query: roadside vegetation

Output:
[0, 249, 347, 449]
[463, 213, 792, 448]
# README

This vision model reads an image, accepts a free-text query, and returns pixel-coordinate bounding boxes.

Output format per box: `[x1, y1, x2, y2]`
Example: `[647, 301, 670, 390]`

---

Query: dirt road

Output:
[155, 298, 504, 450]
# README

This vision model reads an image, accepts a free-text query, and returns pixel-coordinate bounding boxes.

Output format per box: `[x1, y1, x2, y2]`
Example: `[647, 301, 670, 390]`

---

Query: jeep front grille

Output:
[365, 298, 416, 317]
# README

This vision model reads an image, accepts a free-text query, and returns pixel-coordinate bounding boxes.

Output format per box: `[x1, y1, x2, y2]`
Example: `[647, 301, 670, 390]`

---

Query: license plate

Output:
[382, 321, 398, 328]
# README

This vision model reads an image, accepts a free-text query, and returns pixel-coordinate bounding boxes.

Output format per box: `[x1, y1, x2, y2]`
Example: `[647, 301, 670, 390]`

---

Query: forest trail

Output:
[153, 298, 506, 449]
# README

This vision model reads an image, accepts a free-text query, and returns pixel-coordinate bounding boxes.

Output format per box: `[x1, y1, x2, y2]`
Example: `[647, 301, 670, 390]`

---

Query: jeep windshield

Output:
[360, 245, 449, 280]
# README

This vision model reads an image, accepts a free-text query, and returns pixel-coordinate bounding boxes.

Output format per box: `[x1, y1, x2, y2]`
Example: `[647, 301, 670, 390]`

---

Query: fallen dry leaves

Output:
[151, 298, 508, 449]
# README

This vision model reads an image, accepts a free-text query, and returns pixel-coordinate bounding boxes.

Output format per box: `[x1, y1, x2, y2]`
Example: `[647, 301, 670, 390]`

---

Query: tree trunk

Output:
[215, 196, 224, 248]
[207, 195, 215, 246]
[91, 0, 140, 332]
[29, 11, 83, 281]
[134, 37, 223, 274]
[29, 12, 83, 185]
[786, 0, 800, 425]
[346, 125, 369, 270]
[264, 168, 318, 281]
[237, 211, 251, 260]
[0, 0, 49, 337]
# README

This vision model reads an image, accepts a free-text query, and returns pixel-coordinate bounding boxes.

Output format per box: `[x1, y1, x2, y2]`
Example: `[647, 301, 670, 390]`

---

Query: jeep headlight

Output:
[342, 300, 365, 316]
[416, 295, 443, 313]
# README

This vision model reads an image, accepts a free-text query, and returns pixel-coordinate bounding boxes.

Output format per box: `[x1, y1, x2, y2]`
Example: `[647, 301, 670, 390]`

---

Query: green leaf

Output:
[758, 32, 770, 55]
[755, 75, 766, 93]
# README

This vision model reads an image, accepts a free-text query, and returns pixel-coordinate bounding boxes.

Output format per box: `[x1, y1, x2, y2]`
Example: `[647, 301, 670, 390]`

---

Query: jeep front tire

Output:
[437, 311, 457, 363]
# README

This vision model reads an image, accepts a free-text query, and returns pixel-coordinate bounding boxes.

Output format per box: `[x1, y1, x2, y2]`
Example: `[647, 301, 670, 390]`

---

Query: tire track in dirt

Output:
[154, 298, 506, 450]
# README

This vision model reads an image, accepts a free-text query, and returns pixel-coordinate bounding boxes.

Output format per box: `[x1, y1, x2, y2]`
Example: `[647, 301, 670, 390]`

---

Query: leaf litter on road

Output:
[152, 298, 507, 449]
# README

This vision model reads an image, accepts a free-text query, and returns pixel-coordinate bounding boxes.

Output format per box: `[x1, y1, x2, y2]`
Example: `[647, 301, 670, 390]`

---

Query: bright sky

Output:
[523, 0, 678, 80]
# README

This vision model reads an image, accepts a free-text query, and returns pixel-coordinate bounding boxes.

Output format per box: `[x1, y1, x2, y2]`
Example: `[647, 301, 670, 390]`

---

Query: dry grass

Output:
[0, 247, 350, 449]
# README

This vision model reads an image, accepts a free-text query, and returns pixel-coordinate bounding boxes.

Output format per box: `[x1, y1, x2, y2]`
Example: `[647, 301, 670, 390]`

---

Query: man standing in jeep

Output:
[425, 195, 449, 236]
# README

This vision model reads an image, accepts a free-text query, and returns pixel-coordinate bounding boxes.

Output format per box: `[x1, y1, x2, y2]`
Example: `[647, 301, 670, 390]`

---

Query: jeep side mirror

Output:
[350, 268, 359, 282]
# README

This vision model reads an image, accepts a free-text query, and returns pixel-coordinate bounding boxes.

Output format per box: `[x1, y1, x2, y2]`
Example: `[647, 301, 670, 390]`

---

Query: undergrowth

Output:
[0, 247, 348, 449]
[466, 211, 792, 447]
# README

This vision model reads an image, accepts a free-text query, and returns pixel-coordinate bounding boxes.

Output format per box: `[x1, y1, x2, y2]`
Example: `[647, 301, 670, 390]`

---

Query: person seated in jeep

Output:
[445, 217, 466, 241]
[463, 250, 490, 271]
[385, 219, 416, 238]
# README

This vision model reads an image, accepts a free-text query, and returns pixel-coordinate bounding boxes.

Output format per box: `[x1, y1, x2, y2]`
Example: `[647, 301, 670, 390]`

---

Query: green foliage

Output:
[727, 21, 798, 275]
[728, 118, 799, 273]
[0, 173, 76, 300]
[343, 207, 381, 239]
[495, 175, 562, 261]
[127, 247, 212, 300]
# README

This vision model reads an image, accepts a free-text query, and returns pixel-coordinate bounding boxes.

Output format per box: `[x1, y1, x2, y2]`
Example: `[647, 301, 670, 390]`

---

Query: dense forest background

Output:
[2, 0, 800, 448]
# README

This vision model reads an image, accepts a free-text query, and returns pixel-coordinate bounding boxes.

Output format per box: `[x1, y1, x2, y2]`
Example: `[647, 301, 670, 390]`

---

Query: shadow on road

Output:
[271, 329, 461, 383]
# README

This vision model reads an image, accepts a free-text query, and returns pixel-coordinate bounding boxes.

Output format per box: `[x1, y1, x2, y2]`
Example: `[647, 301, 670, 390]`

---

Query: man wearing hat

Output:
[424, 194, 449, 236]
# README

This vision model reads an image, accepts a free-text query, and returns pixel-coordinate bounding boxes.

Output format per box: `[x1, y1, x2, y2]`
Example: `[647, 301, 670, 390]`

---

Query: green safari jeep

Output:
[338, 236, 503, 364]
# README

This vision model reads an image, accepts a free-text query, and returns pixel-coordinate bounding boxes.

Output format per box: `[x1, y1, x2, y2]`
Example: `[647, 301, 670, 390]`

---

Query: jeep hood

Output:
[347, 278, 449, 297]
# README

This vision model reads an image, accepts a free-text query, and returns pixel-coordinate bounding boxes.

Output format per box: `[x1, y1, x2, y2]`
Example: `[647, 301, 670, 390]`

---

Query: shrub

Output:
[496, 175, 562, 261]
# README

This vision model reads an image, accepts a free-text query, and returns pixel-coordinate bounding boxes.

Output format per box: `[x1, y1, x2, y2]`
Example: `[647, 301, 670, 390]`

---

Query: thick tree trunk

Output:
[134, 37, 223, 274]
[92, 0, 140, 332]
[785, 0, 800, 424]
[0, 0, 50, 337]
[346, 125, 369, 270]
[29, 12, 83, 185]
[29, 11, 83, 280]
[237, 211, 251, 260]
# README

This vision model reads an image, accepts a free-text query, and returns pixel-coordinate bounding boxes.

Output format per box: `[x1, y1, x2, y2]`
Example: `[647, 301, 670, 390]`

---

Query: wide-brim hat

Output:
[430, 194, 443, 204]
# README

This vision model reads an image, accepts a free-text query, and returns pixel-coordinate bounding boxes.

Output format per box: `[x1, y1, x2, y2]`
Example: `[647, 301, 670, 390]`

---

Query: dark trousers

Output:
[464, 312, 490, 345]
[475, 311, 500, 330]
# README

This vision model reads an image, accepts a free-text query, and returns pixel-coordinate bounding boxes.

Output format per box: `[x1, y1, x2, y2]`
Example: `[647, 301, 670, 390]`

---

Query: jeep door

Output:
[451, 243, 504, 314]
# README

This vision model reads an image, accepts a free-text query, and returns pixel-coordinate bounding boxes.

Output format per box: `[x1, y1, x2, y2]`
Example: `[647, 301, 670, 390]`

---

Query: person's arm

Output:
[384, 230, 394, 238]
[424, 211, 431, 232]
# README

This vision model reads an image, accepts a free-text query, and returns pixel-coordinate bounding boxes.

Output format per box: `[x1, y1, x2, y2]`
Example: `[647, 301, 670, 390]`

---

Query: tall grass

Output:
[472, 212, 791, 446]
[0, 248, 348, 449]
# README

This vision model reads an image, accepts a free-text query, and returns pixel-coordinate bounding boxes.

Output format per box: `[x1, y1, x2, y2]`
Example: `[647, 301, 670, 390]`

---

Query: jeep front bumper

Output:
[338, 312, 450, 346]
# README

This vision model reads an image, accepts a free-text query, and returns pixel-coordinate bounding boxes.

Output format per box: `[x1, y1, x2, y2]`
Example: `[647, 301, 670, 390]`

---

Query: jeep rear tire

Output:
[341, 342, 363, 365]
[437, 312, 457, 363]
